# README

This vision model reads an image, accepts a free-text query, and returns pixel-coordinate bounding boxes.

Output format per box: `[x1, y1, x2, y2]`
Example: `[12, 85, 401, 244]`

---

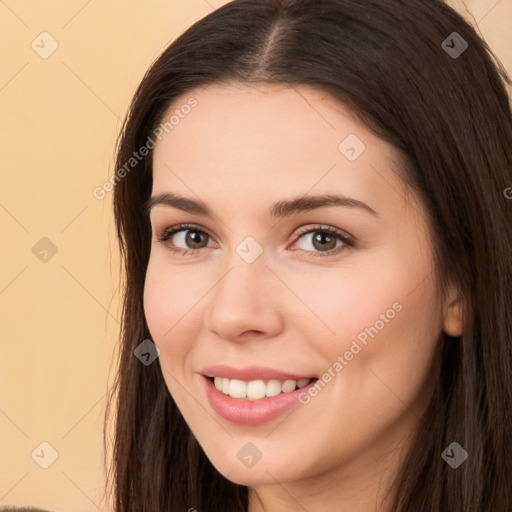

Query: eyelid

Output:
[155, 223, 217, 254]
[292, 224, 355, 244]
[288, 224, 355, 258]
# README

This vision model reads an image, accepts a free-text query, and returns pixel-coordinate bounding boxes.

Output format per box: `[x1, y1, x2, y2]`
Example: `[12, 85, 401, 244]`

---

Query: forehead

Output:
[150, 82, 412, 220]
[154, 82, 365, 161]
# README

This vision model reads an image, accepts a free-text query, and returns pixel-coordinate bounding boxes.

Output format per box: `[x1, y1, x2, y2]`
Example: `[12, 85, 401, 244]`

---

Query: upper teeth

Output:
[213, 377, 311, 400]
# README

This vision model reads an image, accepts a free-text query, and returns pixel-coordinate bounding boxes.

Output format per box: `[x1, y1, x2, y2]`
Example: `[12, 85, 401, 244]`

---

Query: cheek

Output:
[294, 250, 442, 410]
[143, 264, 199, 410]
[318, 273, 442, 433]
[284, 261, 413, 350]
[143, 256, 209, 339]
[281, 276, 441, 471]
[143, 268, 174, 346]
[303, 242, 440, 355]
[143, 260, 203, 371]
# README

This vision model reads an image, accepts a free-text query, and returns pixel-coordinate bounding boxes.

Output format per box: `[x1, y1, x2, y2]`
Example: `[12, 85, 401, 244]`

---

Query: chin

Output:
[221, 467, 284, 486]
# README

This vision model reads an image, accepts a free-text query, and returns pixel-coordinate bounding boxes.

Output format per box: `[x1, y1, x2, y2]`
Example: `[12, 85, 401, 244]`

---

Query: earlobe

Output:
[442, 292, 465, 337]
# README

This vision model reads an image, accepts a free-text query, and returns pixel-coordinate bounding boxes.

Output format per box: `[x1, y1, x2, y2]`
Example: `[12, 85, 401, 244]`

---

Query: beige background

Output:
[0, 1, 510, 510]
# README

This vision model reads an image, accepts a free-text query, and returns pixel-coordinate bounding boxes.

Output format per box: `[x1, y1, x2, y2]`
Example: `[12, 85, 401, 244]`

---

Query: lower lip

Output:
[202, 375, 317, 425]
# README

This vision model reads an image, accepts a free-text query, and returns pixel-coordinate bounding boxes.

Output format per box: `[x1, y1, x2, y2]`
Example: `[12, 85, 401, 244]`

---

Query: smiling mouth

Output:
[207, 376, 317, 401]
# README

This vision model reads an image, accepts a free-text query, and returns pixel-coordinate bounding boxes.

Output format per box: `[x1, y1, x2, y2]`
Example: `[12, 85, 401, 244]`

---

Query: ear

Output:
[442, 286, 465, 337]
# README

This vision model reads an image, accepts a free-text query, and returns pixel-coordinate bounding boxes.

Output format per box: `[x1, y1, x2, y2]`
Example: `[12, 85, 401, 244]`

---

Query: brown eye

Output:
[184, 230, 209, 249]
[156, 224, 216, 254]
[292, 225, 355, 258]
[311, 231, 338, 251]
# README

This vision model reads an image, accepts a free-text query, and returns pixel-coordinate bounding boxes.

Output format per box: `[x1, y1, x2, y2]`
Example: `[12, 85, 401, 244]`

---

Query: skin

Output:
[144, 82, 464, 512]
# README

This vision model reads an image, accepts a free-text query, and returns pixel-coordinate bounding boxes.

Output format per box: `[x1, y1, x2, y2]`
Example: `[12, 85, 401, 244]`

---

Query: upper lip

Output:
[200, 364, 316, 382]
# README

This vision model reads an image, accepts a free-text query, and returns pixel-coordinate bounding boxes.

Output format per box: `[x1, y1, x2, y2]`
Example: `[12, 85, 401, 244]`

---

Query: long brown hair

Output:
[104, 1, 512, 510]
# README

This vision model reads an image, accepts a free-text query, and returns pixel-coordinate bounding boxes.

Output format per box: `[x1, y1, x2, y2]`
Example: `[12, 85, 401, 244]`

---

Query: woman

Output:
[105, 0, 512, 510]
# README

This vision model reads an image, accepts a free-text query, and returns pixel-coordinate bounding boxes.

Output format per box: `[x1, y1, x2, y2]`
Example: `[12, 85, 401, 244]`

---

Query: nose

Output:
[203, 253, 284, 343]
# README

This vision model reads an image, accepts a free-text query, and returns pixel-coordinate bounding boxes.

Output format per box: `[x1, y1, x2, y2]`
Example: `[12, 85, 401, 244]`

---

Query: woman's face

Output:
[144, 83, 462, 501]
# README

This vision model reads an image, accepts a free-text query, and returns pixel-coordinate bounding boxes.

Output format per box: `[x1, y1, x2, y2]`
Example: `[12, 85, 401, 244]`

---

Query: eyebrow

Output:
[143, 192, 378, 219]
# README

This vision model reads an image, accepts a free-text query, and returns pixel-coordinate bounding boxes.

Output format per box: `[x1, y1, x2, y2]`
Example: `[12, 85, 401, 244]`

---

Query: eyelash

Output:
[155, 223, 355, 258]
